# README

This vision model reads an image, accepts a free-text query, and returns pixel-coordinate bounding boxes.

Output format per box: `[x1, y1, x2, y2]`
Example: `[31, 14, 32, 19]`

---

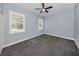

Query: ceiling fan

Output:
[35, 3, 53, 13]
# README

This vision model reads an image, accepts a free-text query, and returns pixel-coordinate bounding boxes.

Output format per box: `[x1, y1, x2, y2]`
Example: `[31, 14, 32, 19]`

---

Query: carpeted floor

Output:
[1, 34, 79, 56]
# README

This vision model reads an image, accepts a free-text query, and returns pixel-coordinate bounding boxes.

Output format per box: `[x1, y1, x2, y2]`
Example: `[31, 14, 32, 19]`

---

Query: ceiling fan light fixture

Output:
[35, 3, 53, 13]
[42, 9, 45, 12]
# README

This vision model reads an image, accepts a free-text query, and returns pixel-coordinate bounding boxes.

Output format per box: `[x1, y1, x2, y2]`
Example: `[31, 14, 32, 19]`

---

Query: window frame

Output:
[9, 11, 25, 34]
[38, 18, 43, 30]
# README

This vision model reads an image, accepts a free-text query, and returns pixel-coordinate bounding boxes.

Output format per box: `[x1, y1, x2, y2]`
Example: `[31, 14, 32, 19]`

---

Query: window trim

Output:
[38, 18, 43, 30]
[9, 11, 25, 34]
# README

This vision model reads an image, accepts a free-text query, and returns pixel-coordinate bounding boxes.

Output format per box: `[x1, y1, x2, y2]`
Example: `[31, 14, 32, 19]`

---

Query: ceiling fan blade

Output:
[45, 9, 48, 13]
[45, 6, 53, 9]
[42, 3, 44, 8]
[35, 8, 42, 10]
[40, 11, 42, 13]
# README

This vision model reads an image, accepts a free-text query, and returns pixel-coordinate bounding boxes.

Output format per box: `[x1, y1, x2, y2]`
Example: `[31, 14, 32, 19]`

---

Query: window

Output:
[9, 11, 25, 33]
[38, 18, 43, 30]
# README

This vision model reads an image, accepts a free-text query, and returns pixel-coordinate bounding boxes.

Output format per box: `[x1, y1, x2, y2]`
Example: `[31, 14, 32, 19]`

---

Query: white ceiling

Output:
[14, 3, 75, 16]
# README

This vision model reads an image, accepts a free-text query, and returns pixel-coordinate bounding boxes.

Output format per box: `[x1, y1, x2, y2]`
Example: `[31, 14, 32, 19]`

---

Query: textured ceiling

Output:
[14, 3, 75, 16]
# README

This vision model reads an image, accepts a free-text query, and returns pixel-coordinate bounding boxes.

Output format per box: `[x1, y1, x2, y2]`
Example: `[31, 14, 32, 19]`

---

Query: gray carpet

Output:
[1, 34, 79, 56]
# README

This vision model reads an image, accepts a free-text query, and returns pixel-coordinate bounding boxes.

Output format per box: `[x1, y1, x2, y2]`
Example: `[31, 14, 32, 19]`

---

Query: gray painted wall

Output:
[0, 4, 4, 53]
[74, 4, 79, 48]
[1, 3, 76, 47]
[44, 9, 74, 39]
[3, 4, 43, 45]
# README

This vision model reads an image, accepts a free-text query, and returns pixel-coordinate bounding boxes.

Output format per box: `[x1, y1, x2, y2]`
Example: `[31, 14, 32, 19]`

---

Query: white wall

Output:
[44, 9, 74, 40]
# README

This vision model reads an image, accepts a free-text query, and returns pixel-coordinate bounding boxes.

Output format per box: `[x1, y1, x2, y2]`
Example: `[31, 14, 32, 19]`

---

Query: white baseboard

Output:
[3, 34, 42, 48]
[44, 33, 74, 40]
[2, 33, 74, 48]
[74, 40, 79, 49]
[0, 47, 3, 55]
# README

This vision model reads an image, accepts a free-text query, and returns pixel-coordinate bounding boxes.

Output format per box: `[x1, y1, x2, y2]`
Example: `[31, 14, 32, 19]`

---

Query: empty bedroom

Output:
[0, 3, 79, 56]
